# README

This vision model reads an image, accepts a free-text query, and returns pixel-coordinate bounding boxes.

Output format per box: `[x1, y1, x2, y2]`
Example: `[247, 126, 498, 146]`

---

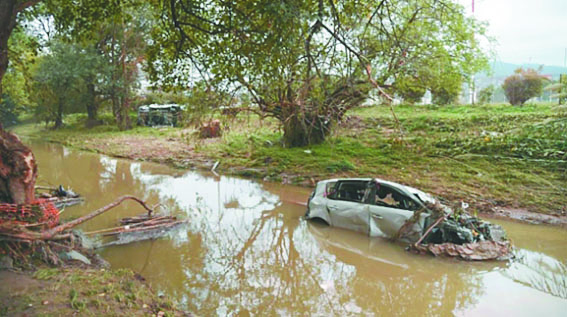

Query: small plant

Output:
[33, 268, 59, 280]
[69, 289, 86, 311]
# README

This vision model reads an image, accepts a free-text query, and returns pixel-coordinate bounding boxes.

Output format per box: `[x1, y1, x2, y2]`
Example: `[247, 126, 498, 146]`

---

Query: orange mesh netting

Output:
[0, 199, 60, 228]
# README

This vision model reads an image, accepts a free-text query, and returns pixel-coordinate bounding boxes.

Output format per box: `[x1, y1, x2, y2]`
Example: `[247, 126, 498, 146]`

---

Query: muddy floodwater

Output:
[31, 141, 567, 316]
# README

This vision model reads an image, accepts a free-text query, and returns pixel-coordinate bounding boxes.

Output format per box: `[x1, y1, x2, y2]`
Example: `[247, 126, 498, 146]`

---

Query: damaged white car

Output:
[305, 178, 438, 243]
[305, 178, 511, 261]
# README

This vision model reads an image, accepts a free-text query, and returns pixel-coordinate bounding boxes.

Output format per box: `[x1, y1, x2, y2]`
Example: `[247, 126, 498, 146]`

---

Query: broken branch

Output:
[43, 195, 153, 239]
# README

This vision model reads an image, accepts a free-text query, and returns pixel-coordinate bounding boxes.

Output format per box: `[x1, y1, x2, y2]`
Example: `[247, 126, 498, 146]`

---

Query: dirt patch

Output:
[0, 270, 43, 294]
[84, 135, 217, 169]
[339, 115, 369, 131]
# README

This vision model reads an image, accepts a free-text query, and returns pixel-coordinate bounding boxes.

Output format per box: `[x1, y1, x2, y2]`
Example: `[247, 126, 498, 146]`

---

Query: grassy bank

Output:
[13, 103, 567, 216]
[0, 267, 186, 316]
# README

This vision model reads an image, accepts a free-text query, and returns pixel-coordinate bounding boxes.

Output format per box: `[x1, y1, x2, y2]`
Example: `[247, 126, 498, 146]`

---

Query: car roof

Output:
[319, 177, 435, 204]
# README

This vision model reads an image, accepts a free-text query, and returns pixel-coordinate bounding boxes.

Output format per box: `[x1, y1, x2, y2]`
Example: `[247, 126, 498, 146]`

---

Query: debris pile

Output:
[406, 202, 513, 261]
[423, 212, 508, 245]
[35, 185, 83, 209]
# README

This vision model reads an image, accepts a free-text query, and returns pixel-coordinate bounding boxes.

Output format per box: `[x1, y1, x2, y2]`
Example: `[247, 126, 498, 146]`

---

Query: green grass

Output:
[2, 268, 183, 316]
[12, 103, 567, 216]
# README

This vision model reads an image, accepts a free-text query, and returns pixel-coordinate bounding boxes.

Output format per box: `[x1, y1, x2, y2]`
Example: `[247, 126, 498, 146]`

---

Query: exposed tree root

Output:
[0, 195, 156, 269]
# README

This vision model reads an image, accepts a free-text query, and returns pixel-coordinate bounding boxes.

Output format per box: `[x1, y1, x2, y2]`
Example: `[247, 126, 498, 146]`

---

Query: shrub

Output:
[502, 68, 547, 105]
[395, 76, 426, 104]
[478, 85, 494, 104]
[0, 94, 20, 127]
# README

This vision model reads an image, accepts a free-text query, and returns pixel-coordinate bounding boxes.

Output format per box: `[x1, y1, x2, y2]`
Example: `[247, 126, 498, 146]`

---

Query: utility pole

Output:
[470, 0, 475, 105]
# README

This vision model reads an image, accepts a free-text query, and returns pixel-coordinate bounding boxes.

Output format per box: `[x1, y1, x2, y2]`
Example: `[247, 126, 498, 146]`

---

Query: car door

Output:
[327, 181, 370, 235]
[367, 204, 414, 238]
[366, 184, 423, 239]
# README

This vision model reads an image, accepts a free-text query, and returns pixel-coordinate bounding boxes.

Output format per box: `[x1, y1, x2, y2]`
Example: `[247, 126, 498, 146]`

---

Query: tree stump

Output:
[0, 124, 37, 204]
[199, 119, 222, 138]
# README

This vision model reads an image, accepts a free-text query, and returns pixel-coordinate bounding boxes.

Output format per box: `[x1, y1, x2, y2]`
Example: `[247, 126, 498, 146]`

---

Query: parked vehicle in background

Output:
[137, 104, 184, 127]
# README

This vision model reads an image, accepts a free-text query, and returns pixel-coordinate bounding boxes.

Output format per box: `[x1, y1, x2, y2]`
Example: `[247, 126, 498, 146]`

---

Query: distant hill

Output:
[480, 61, 567, 80]
[467, 62, 567, 103]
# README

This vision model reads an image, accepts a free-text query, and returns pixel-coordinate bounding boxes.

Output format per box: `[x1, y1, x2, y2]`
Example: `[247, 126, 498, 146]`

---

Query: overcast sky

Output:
[458, 0, 567, 67]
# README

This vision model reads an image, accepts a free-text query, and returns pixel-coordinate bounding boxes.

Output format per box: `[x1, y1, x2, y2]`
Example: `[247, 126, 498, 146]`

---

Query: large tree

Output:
[0, 0, 41, 97]
[44, 0, 150, 130]
[0, 0, 120, 203]
[149, 0, 488, 146]
[30, 40, 106, 128]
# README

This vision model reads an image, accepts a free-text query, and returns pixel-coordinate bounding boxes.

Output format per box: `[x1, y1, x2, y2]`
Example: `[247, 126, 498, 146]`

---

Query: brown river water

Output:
[31, 141, 567, 316]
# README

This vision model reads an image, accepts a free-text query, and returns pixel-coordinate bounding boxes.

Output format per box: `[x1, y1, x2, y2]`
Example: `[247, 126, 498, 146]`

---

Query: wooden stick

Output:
[100, 220, 186, 236]
[83, 216, 172, 236]
[42, 195, 153, 239]
[35, 185, 57, 191]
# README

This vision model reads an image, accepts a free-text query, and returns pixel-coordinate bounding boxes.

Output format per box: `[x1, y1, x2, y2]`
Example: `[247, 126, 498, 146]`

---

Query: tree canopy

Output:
[502, 68, 548, 106]
[146, 0, 488, 145]
[0, 0, 489, 145]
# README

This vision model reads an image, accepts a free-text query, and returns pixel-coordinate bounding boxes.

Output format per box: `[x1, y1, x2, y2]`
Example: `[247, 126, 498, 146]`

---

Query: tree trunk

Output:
[54, 100, 63, 128]
[0, 124, 38, 204]
[119, 21, 132, 131]
[281, 109, 328, 147]
[0, 0, 18, 97]
[0, 0, 40, 97]
[85, 81, 101, 127]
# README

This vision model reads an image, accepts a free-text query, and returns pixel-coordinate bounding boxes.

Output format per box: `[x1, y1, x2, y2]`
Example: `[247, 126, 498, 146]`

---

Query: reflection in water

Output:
[504, 249, 567, 299]
[29, 141, 567, 316]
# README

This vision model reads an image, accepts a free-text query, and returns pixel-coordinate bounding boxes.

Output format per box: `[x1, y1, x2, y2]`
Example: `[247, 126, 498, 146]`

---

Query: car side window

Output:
[328, 181, 367, 202]
[373, 184, 419, 211]
[324, 181, 338, 198]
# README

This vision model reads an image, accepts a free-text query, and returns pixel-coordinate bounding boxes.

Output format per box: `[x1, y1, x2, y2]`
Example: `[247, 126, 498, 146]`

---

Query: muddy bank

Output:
[0, 268, 189, 316]
[482, 207, 567, 228]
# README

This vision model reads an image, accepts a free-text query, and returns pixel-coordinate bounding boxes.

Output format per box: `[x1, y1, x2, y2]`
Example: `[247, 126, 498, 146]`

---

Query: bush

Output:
[431, 87, 459, 105]
[478, 85, 494, 104]
[502, 68, 547, 105]
[395, 76, 426, 104]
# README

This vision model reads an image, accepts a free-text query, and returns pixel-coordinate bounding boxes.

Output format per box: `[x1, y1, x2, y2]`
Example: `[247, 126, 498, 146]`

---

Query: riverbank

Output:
[0, 267, 188, 316]
[12, 103, 567, 225]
